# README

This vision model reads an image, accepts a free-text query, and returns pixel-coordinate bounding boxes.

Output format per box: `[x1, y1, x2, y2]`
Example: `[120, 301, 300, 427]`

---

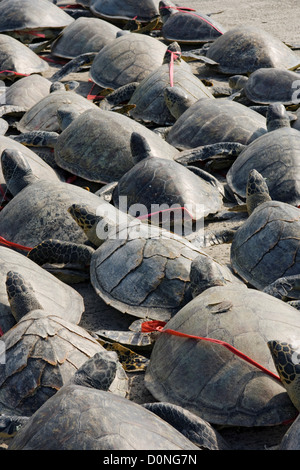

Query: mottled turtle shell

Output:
[8, 385, 199, 450]
[145, 284, 300, 426]
[89, 0, 160, 23]
[230, 201, 300, 292]
[0, 34, 48, 79]
[3, 74, 51, 110]
[206, 26, 300, 75]
[51, 17, 120, 59]
[226, 128, 300, 206]
[54, 108, 179, 183]
[0, 310, 114, 416]
[89, 33, 167, 89]
[166, 98, 267, 150]
[0, 247, 84, 334]
[16, 90, 98, 133]
[128, 59, 214, 125]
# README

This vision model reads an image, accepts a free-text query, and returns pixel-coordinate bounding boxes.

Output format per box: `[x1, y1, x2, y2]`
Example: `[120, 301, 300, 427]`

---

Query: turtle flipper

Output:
[263, 275, 300, 300]
[0, 414, 29, 438]
[6, 271, 43, 322]
[246, 169, 271, 215]
[27, 239, 94, 267]
[1, 148, 39, 196]
[175, 142, 245, 165]
[50, 52, 96, 82]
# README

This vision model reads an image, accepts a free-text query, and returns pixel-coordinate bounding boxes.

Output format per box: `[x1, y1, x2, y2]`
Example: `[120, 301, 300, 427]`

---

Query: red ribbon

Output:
[15, 30, 46, 38]
[0, 236, 32, 252]
[0, 70, 30, 77]
[167, 49, 181, 87]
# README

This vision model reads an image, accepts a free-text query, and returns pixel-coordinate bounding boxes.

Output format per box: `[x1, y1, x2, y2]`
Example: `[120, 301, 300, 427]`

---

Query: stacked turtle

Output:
[0, 0, 299, 452]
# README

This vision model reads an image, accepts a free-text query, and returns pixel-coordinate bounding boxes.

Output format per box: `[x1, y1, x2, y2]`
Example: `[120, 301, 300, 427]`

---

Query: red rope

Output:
[15, 30, 46, 38]
[86, 79, 105, 101]
[160, 5, 224, 35]
[167, 49, 181, 87]
[0, 236, 32, 252]
[0, 70, 30, 77]
[141, 320, 281, 382]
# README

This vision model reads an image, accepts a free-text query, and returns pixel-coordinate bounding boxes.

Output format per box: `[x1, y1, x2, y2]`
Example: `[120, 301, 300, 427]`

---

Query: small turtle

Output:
[145, 284, 300, 426]
[205, 26, 300, 75]
[89, 0, 160, 23]
[159, 0, 226, 45]
[0, 0, 74, 43]
[51, 16, 121, 59]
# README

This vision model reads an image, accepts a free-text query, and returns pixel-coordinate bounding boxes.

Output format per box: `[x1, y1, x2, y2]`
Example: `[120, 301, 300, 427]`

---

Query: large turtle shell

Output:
[54, 108, 179, 183]
[0, 34, 48, 79]
[0, 0, 74, 41]
[90, 221, 237, 321]
[230, 201, 300, 292]
[226, 128, 300, 206]
[0, 247, 84, 333]
[166, 98, 267, 150]
[243, 68, 300, 105]
[145, 284, 300, 426]
[89, 33, 167, 89]
[89, 0, 160, 23]
[51, 17, 120, 60]
[16, 90, 98, 133]
[8, 385, 199, 450]
[3, 74, 51, 110]
[0, 310, 113, 416]
[128, 59, 214, 125]
[206, 26, 300, 75]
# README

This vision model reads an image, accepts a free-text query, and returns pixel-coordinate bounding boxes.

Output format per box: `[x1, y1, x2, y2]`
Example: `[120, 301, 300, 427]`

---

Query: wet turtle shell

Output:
[206, 26, 300, 75]
[51, 17, 120, 60]
[54, 108, 179, 183]
[0, 34, 48, 80]
[0, 247, 84, 334]
[145, 284, 300, 426]
[89, 33, 167, 89]
[89, 0, 160, 23]
[226, 127, 300, 206]
[166, 98, 267, 150]
[8, 385, 199, 450]
[230, 200, 300, 293]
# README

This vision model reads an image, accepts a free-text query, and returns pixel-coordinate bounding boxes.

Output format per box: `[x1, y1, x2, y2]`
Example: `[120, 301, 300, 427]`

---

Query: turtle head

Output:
[164, 86, 195, 120]
[6, 270, 43, 322]
[266, 103, 291, 132]
[246, 169, 271, 215]
[68, 203, 99, 237]
[57, 105, 80, 131]
[228, 75, 248, 91]
[159, 0, 178, 23]
[1, 148, 38, 196]
[163, 41, 181, 65]
[130, 132, 154, 164]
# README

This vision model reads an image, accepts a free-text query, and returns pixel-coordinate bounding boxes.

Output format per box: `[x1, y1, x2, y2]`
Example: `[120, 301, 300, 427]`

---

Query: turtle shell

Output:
[230, 201, 300, 292]
[145, 284, 300, 426]
[3, 74, 51, 110]
[278, 414, 300, 450]
[16, 90, 98, 133]
[54, 108, 179, 183]
[0, 247, 84, 333]
[206, 26, 300, 75]
[0, 34, 48, 79]
[89, 33, 167, 89]
[166, 98, 267, 150]
[89, 0, 160, 23]
[128, 59, 214, 125]
[243, 68, 300, 105]
[8, 385, 199, 450]
[0, 310, 113, 416]
[226, 127, 300, 206]
[51, 17, 120, 60]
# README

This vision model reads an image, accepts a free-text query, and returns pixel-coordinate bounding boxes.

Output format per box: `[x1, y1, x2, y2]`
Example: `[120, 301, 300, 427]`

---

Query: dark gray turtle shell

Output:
[0, 247, 84, 333]
[89, 33, 167, 89]
[0, 310, 115, 416]
[3, 74, 51, 110]
[90, 221, 237, 321]
[166, 98, 267, 150]
[206, 26, 300, 75]
[0, 0, 73, 40]
[54, 108, 179, 183]
[230, 201, 300, 292]
[226, 128, 300, 206]
[128, 60, 214, 125]
[278, 414, 300, 450]
[51, 17, 120, 59]
[0, 34, 48, 79]
[90, 0, 160, 22]
[16, 90, 98, 133]
[242, 68, 300, 105]
[145, 284, 300, 426]
[8, 385, 199, 450]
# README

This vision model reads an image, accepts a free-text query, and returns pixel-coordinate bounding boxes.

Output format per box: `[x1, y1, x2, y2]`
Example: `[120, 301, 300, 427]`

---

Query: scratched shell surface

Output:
[145, 285, 300, 426]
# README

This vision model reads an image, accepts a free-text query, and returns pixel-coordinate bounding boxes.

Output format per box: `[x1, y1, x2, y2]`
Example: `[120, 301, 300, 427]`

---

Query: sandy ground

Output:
[1, 0, 300, 451]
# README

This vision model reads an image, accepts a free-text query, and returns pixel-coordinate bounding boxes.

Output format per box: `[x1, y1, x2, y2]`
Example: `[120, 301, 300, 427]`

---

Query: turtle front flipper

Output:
[1, 148, 39, 196]
[263, 275, 300, 300]
[6, 271, 43, 322]
[246, 169, 272, 215]
[50, 52, 97, 82]
[0, 414, 29, 438]
[27, 239, 94, 267]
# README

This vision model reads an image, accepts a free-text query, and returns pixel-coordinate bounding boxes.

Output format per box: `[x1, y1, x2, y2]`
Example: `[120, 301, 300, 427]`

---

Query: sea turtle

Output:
[0, 247, 84, 334]
[0, 34, 49, 80]
[144, 284, 300, 426]
[89, 32, 167, 89]
[0, 0, 74, 43]
[226, 103, 300, 206]
[159, 0, 226, 45]
[205, 26, 300, 75]
[0, 270, 128, 417]
[51, 17, 120, 59]
[89, 0, 160, 23]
